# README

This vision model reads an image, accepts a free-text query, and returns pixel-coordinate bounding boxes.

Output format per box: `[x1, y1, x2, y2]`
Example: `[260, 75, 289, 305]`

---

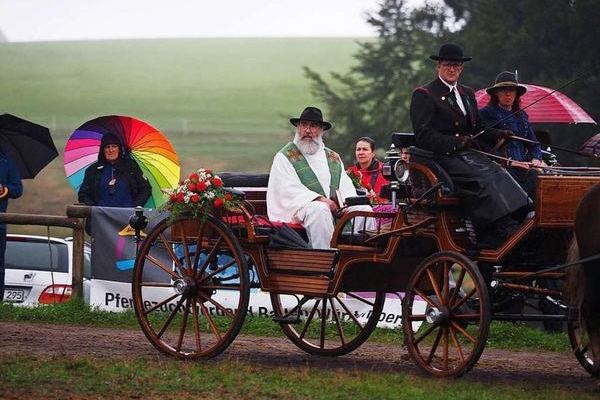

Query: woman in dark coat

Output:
[479, 71, 542, 203]
[78, 134, 151, 207]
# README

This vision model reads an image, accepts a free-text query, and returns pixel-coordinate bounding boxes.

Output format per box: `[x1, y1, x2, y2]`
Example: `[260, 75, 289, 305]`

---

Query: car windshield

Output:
[5, 241, 69, 273]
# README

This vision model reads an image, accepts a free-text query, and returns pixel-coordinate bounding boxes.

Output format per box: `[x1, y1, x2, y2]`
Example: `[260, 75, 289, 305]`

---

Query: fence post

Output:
[66, 205, 91, 299]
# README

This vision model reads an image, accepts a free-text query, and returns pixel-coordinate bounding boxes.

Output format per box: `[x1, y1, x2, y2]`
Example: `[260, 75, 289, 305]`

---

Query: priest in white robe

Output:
[267, 106, 374, 249]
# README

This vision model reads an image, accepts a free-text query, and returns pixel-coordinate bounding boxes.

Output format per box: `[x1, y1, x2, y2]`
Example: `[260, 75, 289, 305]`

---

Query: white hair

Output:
[293, 126, 324, 155]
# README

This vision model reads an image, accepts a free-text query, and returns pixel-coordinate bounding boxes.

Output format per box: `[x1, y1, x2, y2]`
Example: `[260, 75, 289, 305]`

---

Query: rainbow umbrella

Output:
[64, 115, 180, 208]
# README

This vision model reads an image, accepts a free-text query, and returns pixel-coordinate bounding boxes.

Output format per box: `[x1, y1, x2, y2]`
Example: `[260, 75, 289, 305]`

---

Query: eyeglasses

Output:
[440, 62, 463, 69]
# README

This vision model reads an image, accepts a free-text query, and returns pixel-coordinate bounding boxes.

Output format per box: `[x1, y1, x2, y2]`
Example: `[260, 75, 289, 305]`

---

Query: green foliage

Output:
[305, 0, 452, 162]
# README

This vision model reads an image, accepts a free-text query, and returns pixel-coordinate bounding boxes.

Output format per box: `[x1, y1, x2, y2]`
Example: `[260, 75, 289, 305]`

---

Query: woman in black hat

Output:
[479, 71, 542, 204]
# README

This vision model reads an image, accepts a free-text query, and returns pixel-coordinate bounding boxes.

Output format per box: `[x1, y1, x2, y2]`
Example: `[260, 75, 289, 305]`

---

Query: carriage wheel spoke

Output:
[143, 293, 180, 316]
[144, 255, 179, 280]
[198, 258, 237, 284]
[329, 298, 346, 345]
[197, 291, 236, 319]
[426, 327, 443, 363]
[157, 295, 186, 339]
[443, 261, 449, 304]
[415, 322, 439, 345]
[443, 326, 449, 370]
[345, 292, 376, 307]
[414, 288, 439, 309]
[191, 297, 202, 352]
[449, 325, 465, 363]
[451, 287, 477, 313]
[176, 298, 191, 352]
[159, 233, 185, 272]
[408, 314, 427, 321]
[278, 296, 310, 320]
[448, 267, 466, 308]
[335, 296, 364, 328]
[299, 299, 321, 340]
[426, 268, 444, 304]
[181, 234, 193, 275]
[140, 282, 176, 288]
[320, 299, 327, 349]
[200, 302, 222, 340]
[192, 226, 205, 274]
[451, 320, 476, 343]
[197, 237, 224, 276]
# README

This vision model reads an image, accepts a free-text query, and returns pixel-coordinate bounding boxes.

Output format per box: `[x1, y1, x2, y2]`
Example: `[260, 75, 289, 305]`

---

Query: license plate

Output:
[4, 288, 25, 303]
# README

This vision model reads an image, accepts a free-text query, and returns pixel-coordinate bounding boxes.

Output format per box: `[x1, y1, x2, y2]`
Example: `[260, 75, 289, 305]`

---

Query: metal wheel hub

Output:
[426, 305, 451, 325]
[173, 276, 197, 297]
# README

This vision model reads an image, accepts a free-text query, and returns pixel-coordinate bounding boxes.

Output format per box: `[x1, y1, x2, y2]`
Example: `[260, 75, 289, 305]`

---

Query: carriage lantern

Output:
[382, 133, 414, 205]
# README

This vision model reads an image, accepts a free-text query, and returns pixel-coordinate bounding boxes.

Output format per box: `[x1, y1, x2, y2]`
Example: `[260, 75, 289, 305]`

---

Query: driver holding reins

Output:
[409, 43, 530, 249]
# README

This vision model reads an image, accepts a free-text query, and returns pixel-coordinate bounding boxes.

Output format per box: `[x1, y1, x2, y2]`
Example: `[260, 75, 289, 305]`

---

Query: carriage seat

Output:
[408, 147, 457, 196]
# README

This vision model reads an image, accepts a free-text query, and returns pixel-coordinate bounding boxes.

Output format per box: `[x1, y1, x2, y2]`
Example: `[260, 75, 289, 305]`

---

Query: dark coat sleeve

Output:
[5, 157, 23, 199]
[77, 164, 97, 206]
[127, 160, 152, 206]
[410, 87, 461, 154]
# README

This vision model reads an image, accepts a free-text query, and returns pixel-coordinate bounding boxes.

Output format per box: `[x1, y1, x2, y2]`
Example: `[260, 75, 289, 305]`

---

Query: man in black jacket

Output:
[78, 134, 151, 208]
[409, 43, 529, 248]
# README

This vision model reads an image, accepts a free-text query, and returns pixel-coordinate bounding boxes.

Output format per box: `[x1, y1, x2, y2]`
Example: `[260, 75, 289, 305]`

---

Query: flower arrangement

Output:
[346, 168, 384, 205]
[162, 168, 241, 221]
[346, 168, 363, 190]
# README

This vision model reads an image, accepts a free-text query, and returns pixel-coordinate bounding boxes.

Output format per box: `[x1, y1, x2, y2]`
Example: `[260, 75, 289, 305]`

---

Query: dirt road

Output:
[1, 321, 597, 394]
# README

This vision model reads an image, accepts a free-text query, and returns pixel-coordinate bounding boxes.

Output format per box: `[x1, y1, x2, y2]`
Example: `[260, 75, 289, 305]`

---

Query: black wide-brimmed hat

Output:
[430, 43, 472, 62]
[290, 106, 332, 131]
[486, 71, 527, 96]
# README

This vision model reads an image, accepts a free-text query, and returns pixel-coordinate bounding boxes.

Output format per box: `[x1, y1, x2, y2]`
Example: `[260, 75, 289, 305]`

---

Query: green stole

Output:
[279, 142, 342, 198]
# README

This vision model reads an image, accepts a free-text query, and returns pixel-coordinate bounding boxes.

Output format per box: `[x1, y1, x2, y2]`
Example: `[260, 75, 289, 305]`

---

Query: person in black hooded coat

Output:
[78, 134, 151, 207]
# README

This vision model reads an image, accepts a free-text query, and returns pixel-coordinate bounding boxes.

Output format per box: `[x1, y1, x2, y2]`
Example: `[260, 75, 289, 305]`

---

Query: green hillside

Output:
[0, 37, 364, 222]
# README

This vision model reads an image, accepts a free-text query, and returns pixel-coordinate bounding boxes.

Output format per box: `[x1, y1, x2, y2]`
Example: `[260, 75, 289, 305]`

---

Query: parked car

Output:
[3, 234, 91, 306]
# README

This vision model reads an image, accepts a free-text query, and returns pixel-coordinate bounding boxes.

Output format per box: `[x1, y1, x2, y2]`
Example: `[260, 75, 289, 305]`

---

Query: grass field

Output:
[0, 38, 364, 231]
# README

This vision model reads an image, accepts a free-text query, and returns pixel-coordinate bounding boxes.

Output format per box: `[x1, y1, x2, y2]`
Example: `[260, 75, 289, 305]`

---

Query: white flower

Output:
[205, 191, 215, 199]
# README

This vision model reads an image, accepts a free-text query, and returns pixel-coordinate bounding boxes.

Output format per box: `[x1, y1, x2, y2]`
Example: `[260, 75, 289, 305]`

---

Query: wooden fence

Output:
[0, 204, 91, 298]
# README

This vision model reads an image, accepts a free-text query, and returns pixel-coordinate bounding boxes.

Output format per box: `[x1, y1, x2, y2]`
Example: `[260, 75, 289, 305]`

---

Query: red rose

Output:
[224, 193, 233, 201]
[189, 173, 199, 182]
[197, 181, 207, 191]
[213, 198, 224, 208]
[188, 183, 197, 192]
[213, 177, 223, 187]
[190, 194, 200, 203]
[169, 193, 177, 202]
[176, 193, 185, 203]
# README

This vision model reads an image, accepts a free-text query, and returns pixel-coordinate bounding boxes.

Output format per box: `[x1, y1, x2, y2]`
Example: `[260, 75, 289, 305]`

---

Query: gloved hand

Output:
[455, 135, 472, 151]
[499, 130, 514, 139]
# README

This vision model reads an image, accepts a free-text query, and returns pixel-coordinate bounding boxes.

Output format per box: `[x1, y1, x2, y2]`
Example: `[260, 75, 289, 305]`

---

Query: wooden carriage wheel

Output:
[270, 291, 385, 356]
[132, 216, 249, 359]
[402, 251, 491, 377]
[568, 316, 599, 377]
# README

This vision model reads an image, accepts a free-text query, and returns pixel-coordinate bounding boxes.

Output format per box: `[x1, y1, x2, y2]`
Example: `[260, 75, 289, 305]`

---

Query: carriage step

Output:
[272, 315, 301, 324]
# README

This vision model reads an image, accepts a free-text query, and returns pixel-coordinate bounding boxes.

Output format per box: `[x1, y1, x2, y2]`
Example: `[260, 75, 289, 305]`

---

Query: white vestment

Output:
[267, 142, 374, 249]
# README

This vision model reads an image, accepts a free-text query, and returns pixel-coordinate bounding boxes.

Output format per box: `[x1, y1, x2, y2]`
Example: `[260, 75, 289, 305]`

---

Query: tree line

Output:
[306, 0, 600, 163]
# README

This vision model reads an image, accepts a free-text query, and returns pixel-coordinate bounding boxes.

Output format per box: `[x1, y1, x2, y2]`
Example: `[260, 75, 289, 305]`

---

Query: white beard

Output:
[293, 131, 324, 156]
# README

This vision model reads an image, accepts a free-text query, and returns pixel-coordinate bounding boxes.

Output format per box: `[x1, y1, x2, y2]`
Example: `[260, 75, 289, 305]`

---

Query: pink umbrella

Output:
[475, 84, 596, 124]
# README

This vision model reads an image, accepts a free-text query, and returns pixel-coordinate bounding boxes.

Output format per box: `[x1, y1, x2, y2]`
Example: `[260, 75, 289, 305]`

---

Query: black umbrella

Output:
[0, 113, 58, 179]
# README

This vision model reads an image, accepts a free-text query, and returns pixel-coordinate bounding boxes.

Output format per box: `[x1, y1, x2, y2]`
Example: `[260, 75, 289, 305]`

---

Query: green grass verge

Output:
[0, 355, 593, 400]
[0, 300, 570, 352]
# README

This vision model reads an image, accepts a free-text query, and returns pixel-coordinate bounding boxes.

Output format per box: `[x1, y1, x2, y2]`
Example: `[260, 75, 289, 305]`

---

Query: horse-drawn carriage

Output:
[131, 133, 600, 378]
